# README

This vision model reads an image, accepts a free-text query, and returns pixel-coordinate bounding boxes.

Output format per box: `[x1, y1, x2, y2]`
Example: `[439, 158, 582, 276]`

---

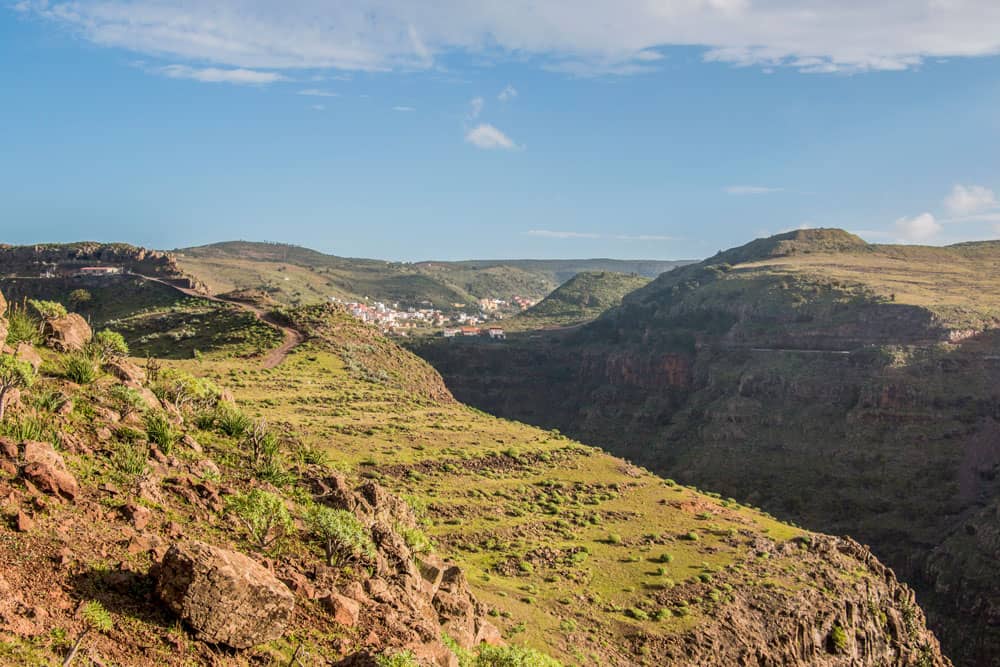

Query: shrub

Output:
[829, 625, 848, 653]
[226, 489, 294, 550]
[153, 368, 220, 412]
[4, 304, 41, 346]
[655, 552, 674, 564]
[89, 330, 129, 362]
[67, 289, 92, 310]
[625, 607, 649, 621]
[243, 419, 278, 464]
[0, 415, 49, 442]
[144, 411, 177, 453]
[63, 353, 99, 384]
[307, 506, 376, 566]
[31, 388, 69, 413]
[376, 652, 419, 667]
[0, 354, 36, 420]
[606, 533, 623, 545]
[475, 645, 563, 667]
[400, 526, 432, 555]
[28, 299, 67, 321]
[111, 441, 149, 479]
[215, 404, 252, 437]
[108, 385, 145, 419]
[681, 531, 699, 541]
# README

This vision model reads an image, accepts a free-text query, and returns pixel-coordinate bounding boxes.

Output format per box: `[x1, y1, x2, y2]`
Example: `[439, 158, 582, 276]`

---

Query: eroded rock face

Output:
[155, 540, 295, 649]
[311, 474, 498, 659]
[43, 314, 92, 352]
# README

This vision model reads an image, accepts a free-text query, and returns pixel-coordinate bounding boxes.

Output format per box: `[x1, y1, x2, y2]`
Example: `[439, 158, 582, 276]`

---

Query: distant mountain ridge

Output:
[175, 240, 691, 308]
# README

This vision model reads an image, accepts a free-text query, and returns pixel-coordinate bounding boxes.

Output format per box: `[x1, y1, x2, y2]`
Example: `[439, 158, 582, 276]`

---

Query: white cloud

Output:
[309, 104, 325, 111]
[392, 105, 415, 112]
[944, 184, 997, 216]
[298, 89, 338, 97]
[725, 185, 784, 195]
[19, 1, 1000, 76]
[468, 96, 484, 119]
[155, 64, 284, 84]
[498, 84, 518, 102]
[894, 213, 942, 243]
[465, 123, 516, 150]
[993, 223, 1000, 237]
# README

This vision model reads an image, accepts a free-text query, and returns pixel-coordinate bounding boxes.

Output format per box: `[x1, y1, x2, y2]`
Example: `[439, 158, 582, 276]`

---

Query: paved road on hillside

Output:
[135, 275, 304, 369]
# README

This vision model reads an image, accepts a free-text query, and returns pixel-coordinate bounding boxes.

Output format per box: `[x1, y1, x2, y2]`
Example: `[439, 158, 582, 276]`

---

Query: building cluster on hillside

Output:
[332, 293, 538, 340]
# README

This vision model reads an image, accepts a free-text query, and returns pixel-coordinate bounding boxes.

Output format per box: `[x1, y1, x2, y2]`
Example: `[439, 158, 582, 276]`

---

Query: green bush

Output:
[108, 385, 145, 418]
[153, 368, 221, 411]
[475, 645, 563, 667]
[655, 552, 674, 564]
[830, 625, 848, 653]
[215, 404, 252, 437]
[226, 489, 294, 550]
[376, 652, 419, 667]
[144, 411, 177, 453]
[31, 388, 69, 413]
[400, 526, 432, 555]
[4, 304, 41, 346]
[307, 505, 376, 566]
[28, 299, 67, 321]
[0, 354, 36, 419]
[0, 415, 49, 442]
[89, 330, 129, 362]
[63, 353, 99, 384]
[111, 441, 149, 479]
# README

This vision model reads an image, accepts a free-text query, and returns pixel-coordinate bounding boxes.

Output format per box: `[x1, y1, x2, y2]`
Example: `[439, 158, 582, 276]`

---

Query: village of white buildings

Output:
[330, 295, 538, 339]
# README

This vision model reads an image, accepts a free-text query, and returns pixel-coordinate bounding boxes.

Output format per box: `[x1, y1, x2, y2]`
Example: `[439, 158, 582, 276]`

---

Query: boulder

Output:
[322, 592, 361, 627]
[14, 343, 41, 372]
[433, 567, 478, 649]
[155, 540, 295, 649]
[20, 440, 78, 501]
[104, 358, 145, 386]
[42, 314, 92, 352]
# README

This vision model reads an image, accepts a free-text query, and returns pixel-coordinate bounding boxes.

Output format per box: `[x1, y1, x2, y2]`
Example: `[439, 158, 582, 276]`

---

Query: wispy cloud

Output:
[465, 124, 517, 150]
[468, 96, 484, 120]
[392, 105, 415, 112]
[19, 1, 1000, 77]
[527, 230, 675, 241]
[498, 85, 518, 102]
[298, 89, 339, 97]
[943, 184, 997, 217]
[725, 185, 784, 195]
[155, 64, 284, 85]
[309, 104, 326, 111]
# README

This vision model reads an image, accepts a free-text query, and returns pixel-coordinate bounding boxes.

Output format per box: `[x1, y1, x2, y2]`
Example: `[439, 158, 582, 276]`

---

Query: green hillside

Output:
[506, 271, 651, 330]
[413, 228, 1000, 666]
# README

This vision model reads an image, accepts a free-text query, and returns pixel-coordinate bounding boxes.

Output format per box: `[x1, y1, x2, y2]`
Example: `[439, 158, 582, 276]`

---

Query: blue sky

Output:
[3, 2, 1000, 261]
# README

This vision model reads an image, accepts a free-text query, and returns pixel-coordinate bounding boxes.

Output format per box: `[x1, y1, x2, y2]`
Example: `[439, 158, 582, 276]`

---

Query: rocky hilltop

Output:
[0, 242, 205, 290]
[414, 229, 1000, 666]
[0, 284, 950, 665]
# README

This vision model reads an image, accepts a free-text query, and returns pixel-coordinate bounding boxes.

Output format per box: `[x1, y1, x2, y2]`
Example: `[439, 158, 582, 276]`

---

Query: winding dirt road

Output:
[135, 275, 304, 368]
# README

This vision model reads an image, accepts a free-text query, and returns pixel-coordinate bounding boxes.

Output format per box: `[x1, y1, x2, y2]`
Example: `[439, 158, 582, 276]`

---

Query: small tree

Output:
[89, 330, 129, 363]
[67, 289, 92, 311]
[28, 299, 67, 334]
[307, 506, 376, 566]
[226, 489, 293, 550]
[63, 601, 113, 667]
[0, 354, 35, 420]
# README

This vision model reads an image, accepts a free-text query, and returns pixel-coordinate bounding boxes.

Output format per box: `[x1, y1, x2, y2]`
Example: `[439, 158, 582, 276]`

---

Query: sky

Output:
[3, 2, 1000, 261]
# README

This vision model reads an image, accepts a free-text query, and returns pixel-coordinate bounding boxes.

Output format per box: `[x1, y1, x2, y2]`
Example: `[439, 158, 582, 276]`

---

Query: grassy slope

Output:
[165, 306, 903, 666]
[175, 241, 686, 308]
[505, 272, 651, 330]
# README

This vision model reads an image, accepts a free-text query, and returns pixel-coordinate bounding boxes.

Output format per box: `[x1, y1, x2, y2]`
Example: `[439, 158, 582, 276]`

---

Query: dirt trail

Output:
[135, 275, 304, 368]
